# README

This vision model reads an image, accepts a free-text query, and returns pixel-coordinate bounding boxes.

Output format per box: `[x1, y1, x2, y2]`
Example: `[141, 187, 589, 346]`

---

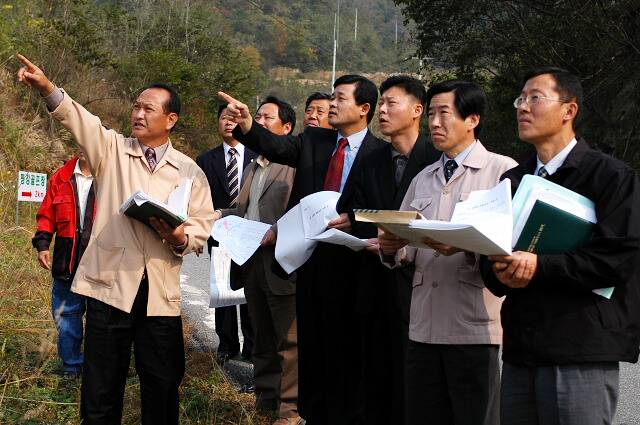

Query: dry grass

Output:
[0, 171, 276, 425]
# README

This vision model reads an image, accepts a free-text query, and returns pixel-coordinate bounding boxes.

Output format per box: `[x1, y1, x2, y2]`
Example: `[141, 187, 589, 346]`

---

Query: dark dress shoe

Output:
[216, 352, 230, 365]
[239, 381, 255, 393]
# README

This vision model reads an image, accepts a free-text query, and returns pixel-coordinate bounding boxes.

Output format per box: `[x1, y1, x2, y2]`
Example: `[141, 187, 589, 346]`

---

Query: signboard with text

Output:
[18, 171, 48, 202]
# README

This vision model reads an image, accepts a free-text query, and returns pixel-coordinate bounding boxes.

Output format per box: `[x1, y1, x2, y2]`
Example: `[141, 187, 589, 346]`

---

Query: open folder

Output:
[354, 179, 513, 256]
[120, 178, 193, 229]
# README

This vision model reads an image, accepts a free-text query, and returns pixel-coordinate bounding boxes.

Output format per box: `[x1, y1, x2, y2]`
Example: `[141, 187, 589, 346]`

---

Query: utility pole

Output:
[355, 8, 357, 40]
[332, 13, 337, 86]
[336, 0, 340, 49]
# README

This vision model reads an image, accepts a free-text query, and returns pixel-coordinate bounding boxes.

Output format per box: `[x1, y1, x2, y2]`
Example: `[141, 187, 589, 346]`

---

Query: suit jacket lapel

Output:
[213, 148, 230, 196]
[315, 130, 339, 192]
[394, 135, 428, 208]
[374, 144, 396, 209]
[261, 162, 285, 198]
[341, 130, 379, 207]
[235, 162, 257, 218]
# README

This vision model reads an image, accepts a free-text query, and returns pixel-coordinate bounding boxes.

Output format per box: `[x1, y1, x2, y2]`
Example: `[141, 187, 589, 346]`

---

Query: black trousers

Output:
[297, 244, 363, 425]
[405, 341, 500, 425]
[80, 278, 185, 425]
[359, 278, 408, 425]
[215, 304, 254, 357]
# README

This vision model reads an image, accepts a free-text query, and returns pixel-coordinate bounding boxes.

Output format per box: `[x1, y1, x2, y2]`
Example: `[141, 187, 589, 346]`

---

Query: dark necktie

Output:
[394, 154, 408, 188]
[444, 159, 458, 182]
[145, 148, 157, 173]
[324, 137, 349, 192]
[538, 166, 549, 179]
[227, 147, 239, 207]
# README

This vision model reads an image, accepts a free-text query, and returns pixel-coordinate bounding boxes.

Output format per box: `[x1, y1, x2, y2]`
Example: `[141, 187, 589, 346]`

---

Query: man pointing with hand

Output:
[220, 75, 386, 424]
[18, 54, 214, 425]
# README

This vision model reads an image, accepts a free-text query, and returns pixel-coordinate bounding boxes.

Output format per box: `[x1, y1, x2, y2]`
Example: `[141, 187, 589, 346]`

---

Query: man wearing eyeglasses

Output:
[481, 67, 640, 425]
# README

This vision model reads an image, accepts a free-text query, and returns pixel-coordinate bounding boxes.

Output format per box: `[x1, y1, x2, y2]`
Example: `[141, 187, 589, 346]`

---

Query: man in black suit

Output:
[351, 75, 440, 425]
[220, 74, 387, 425]
[196, 103, 257, 365]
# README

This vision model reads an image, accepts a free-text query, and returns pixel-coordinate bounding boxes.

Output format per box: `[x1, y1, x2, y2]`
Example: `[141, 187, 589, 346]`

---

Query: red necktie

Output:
[324, 138, 349, 192]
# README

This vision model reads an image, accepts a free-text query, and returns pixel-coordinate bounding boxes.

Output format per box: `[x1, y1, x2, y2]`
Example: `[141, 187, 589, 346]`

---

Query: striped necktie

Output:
[145, 147, 157, 173]
[538, 166, 549, 179]
[227, 147, 239, 207]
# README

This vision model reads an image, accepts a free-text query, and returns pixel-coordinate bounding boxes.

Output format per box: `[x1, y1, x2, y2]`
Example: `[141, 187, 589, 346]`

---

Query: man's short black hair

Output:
[333, 74, 378, 124]
[426, 79, 488, 138]
[217, 103, 229, 119]
[147, 83, 181, 116]
[380, 75, 428, 108]
[305, 92, 331, 110]
[259, 95, 297, 134]
[523, 66, 583, 119]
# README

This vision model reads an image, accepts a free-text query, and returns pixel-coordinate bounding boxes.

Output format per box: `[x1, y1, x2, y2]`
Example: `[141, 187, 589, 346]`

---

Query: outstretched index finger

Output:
[17, 54, 37, 70]
[218, 91, 237, 105]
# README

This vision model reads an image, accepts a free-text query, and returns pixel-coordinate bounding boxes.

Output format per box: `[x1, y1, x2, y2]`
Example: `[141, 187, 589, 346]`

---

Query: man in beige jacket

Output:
[379, 79, 517, 425]
[17, 55, 214, 425]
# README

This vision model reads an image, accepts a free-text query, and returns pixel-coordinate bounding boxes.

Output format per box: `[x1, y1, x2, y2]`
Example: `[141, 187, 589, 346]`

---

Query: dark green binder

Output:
[123, 201, 186, 229]
[514, 200, 594, 254]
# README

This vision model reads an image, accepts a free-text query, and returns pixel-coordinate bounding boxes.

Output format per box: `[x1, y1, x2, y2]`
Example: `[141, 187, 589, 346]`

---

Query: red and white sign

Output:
[18, 171, 47, 202]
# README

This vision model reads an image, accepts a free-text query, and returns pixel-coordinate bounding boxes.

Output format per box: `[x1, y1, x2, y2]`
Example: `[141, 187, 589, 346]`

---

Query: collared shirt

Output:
[245, 156, 272, 221]
[223, 141, 246, 186]
[391, 145, 413, 188]
[139, 140, 169, 163]
[535, 138, 578, 176]
[443, 139, 477, 168]
[335, 127, 368, 193]
[44, 86, 65, 110]
[73, 160, 94, 230]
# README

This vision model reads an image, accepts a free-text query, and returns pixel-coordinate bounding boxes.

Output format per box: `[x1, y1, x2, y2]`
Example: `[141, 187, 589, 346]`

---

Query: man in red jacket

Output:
[32, 149, 96, 375]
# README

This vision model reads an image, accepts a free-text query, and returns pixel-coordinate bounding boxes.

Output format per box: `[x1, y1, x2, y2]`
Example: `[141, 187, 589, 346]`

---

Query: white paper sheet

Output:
[209, 247, 246, 308]
[300, 190, 341, 234]
[275, 191, 354, 274]
[275, 204, 318, 274]
[211, 215, 272, 266]
[308, 228, 373, 251]
[407, 179, 513, 255]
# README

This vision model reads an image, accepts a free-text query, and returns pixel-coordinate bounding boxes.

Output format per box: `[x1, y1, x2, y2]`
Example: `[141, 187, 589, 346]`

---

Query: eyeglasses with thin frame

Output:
[513, 95, 565, 108]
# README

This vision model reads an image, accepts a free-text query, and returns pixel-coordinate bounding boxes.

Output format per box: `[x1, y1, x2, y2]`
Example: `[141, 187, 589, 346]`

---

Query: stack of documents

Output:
[355, 179, 513, 256]
[511, 175, 612, 299]
[511, 175, 596, 252]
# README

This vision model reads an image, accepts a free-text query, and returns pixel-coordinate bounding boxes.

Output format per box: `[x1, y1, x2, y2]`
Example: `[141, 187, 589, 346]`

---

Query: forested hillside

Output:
[1, 0, 415, 178]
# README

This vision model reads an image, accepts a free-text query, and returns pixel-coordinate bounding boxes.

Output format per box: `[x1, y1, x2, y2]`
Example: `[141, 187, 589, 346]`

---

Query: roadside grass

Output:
[0, 175, 275, 424]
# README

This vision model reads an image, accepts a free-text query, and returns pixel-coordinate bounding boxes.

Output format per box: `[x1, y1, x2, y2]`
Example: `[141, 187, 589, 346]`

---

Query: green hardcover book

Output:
[122, 199, 186, 229]
[119, 178, 193, 229]
[514, 199, 594, 254]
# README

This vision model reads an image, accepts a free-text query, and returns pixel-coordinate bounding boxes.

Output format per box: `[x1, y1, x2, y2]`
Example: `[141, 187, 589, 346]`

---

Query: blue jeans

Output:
[52, 279, 86, 372]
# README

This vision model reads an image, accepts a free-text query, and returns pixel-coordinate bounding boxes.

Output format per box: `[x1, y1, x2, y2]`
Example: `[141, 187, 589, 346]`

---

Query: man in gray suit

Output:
[215, 96, 302, 425]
